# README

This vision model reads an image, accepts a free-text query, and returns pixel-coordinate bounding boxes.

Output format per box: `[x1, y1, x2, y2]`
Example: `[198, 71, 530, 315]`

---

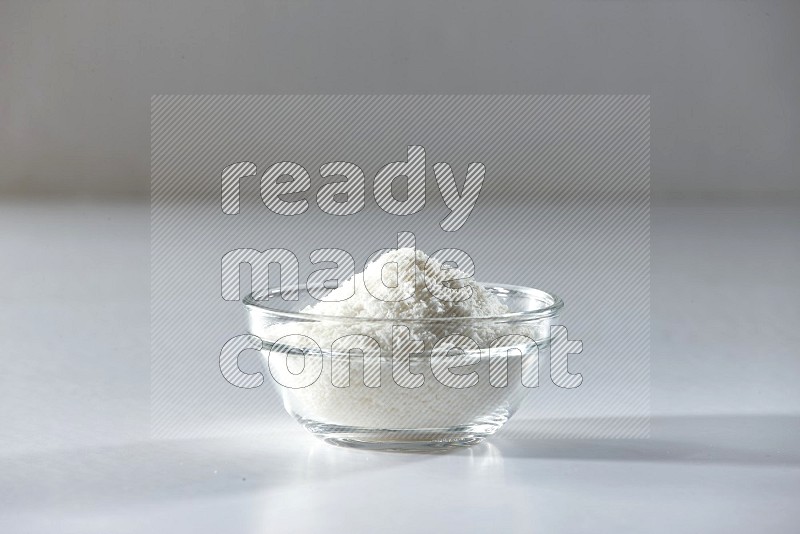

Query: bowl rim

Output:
[243, 282, 563, 324]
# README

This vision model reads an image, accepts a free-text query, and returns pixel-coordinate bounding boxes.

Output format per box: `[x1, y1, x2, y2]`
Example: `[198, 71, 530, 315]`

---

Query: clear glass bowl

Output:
[244, 283, 562, 451]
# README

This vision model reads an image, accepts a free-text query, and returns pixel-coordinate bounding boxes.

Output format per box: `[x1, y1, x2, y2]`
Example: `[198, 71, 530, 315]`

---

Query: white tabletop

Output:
[1, 199, 798, 533]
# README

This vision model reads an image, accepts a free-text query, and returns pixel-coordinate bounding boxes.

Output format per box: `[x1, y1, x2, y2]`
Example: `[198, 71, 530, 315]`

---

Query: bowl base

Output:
[295, 416, 504, 452]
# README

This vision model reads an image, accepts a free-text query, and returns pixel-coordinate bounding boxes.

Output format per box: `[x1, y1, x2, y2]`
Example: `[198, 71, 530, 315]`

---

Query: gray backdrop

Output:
[1, 0, 798, 199]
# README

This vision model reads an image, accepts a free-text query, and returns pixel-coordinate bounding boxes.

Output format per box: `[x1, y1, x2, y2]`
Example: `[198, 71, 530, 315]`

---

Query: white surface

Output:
[1, 200, 799, 533]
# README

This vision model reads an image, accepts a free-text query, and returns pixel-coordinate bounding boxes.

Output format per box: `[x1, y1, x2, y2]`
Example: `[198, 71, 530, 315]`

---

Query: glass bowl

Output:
[244, 283, 562, 451]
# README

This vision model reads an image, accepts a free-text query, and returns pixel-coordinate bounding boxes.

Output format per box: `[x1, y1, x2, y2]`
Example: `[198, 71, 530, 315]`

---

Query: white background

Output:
[1, 1, 799, 533]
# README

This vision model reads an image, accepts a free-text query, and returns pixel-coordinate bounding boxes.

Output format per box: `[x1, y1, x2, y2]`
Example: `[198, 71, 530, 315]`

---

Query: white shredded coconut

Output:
[304, 248, 509, 321]
[257, 248, 545, 430]
[273, 248, 530, 351]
